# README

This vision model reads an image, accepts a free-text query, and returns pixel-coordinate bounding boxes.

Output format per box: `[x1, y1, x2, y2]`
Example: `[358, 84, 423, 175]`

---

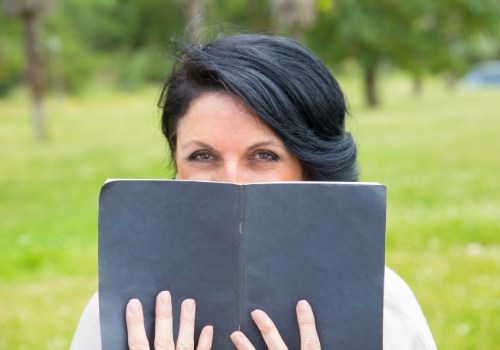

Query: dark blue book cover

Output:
[98, 180, 386, 349]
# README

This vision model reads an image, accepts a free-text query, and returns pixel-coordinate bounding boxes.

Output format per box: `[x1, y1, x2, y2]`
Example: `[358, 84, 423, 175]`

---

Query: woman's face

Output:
[175, 93, 304, 184]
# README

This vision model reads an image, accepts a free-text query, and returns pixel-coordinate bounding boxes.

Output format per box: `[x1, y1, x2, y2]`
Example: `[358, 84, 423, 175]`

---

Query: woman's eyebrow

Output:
[180, 140, 213, 150]
[248, 140, 287, 150]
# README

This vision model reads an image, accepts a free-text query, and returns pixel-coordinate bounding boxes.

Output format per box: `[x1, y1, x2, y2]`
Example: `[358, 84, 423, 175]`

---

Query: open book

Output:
[98, 180, 386, 349]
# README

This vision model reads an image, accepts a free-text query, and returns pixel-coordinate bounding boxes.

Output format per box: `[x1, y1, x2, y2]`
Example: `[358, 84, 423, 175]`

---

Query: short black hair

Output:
[159, 34, 358, 181]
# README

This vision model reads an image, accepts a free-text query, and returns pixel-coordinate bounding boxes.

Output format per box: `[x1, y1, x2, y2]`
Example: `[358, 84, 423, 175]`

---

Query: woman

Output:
[71, 34, 437, 349]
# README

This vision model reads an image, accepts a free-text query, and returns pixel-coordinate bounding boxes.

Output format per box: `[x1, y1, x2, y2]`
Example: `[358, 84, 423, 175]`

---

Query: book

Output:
[98, 180, 386, 349]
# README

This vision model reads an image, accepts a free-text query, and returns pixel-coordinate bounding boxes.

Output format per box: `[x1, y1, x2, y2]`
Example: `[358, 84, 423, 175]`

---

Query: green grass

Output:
[1, 79, 499, 349]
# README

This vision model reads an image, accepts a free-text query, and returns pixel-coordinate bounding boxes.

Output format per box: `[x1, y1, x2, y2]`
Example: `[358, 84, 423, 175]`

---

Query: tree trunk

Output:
[22, 11, 47, 141]
[363, 63, 379, 107]
[186, 0, 207, 41]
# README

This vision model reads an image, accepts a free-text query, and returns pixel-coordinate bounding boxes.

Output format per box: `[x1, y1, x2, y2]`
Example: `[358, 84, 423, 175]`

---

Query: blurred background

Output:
[0, 0, 499, 348]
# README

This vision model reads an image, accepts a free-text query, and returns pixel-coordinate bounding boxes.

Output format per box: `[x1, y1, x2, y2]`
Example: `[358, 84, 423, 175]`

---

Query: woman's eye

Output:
[188, 151, 216, 162]
[251, 151, 279, 162]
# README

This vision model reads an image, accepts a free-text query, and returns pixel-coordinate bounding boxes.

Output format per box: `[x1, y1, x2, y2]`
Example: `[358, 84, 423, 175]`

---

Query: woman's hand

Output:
[230, 300, 321, 350]
[126, 291, 213, 350]
[126, 292, 320, 350]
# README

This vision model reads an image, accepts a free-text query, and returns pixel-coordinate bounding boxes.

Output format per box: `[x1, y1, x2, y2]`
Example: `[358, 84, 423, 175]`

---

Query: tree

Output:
[270, 0, 316, 41]
[308, 0, 403, 106]
[308, 0, 500, 107]
[3, 0, 53, 140]
[176, 0, 209, 41]
[310, 0, 412, 106]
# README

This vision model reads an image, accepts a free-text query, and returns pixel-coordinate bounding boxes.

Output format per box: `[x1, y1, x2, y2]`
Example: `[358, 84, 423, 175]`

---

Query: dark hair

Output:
[160, 34, 358, 181]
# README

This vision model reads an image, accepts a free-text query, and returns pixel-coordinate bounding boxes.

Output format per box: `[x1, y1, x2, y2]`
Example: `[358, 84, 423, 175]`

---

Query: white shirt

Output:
[70, 266, 437, 349]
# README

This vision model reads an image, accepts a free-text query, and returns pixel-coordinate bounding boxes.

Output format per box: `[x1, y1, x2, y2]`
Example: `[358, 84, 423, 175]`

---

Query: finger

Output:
[154, 291, 175, 350]
[176, 299, 196, 349]
[126, 299, 150, 350]
[251, 310, 288, 350]
[296, 300, 321, 350]
[230, 331, 256, 350]
[196, 325, 213, 350]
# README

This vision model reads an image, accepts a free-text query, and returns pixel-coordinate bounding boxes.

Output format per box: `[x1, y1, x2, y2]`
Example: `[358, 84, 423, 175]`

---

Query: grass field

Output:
[0, 78, 499, 349]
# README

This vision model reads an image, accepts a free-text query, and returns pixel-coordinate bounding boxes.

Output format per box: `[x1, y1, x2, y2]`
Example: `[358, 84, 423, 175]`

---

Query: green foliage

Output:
[0, 16, 24, 95]
[58, 0, 187, 50]
[111, 47, 173, 91]
[0, 0, 189, 95]
[209, 0, 271, 32]
[42, 34, 94, 94]
[43, 0, 186, 91]
[308, 0, 500, 73]
[305, 0, 500, 105]
[2, 0, 499, 97]
[1, 79, 499, 349]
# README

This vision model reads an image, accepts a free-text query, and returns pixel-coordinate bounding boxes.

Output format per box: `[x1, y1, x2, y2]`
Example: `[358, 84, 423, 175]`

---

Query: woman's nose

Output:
[219, 162, 246, 184]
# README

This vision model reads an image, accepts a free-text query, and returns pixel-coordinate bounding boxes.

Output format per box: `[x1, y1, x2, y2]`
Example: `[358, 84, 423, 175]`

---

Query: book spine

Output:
[237, 185, 246, 330]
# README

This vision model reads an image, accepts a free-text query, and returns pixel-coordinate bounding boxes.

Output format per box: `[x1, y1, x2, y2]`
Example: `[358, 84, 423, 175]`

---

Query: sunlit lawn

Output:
[0, 78, 499, 349]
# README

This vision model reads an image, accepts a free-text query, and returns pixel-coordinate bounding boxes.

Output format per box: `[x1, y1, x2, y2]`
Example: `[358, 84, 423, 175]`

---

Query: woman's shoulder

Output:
[70, 292, 101, 350]
[383, 266, 437, 350]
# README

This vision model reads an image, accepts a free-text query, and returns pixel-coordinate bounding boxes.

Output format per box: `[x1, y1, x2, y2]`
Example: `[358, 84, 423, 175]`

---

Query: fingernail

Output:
[298, 300, 311, 314]
[184, 299, 195, 311]
[251, 310, 265, 324]
[204, 325, 214, 337]
[159, 291, 171, 305]
[230, 331, 244, 344]
[128, 299, 141, 314]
